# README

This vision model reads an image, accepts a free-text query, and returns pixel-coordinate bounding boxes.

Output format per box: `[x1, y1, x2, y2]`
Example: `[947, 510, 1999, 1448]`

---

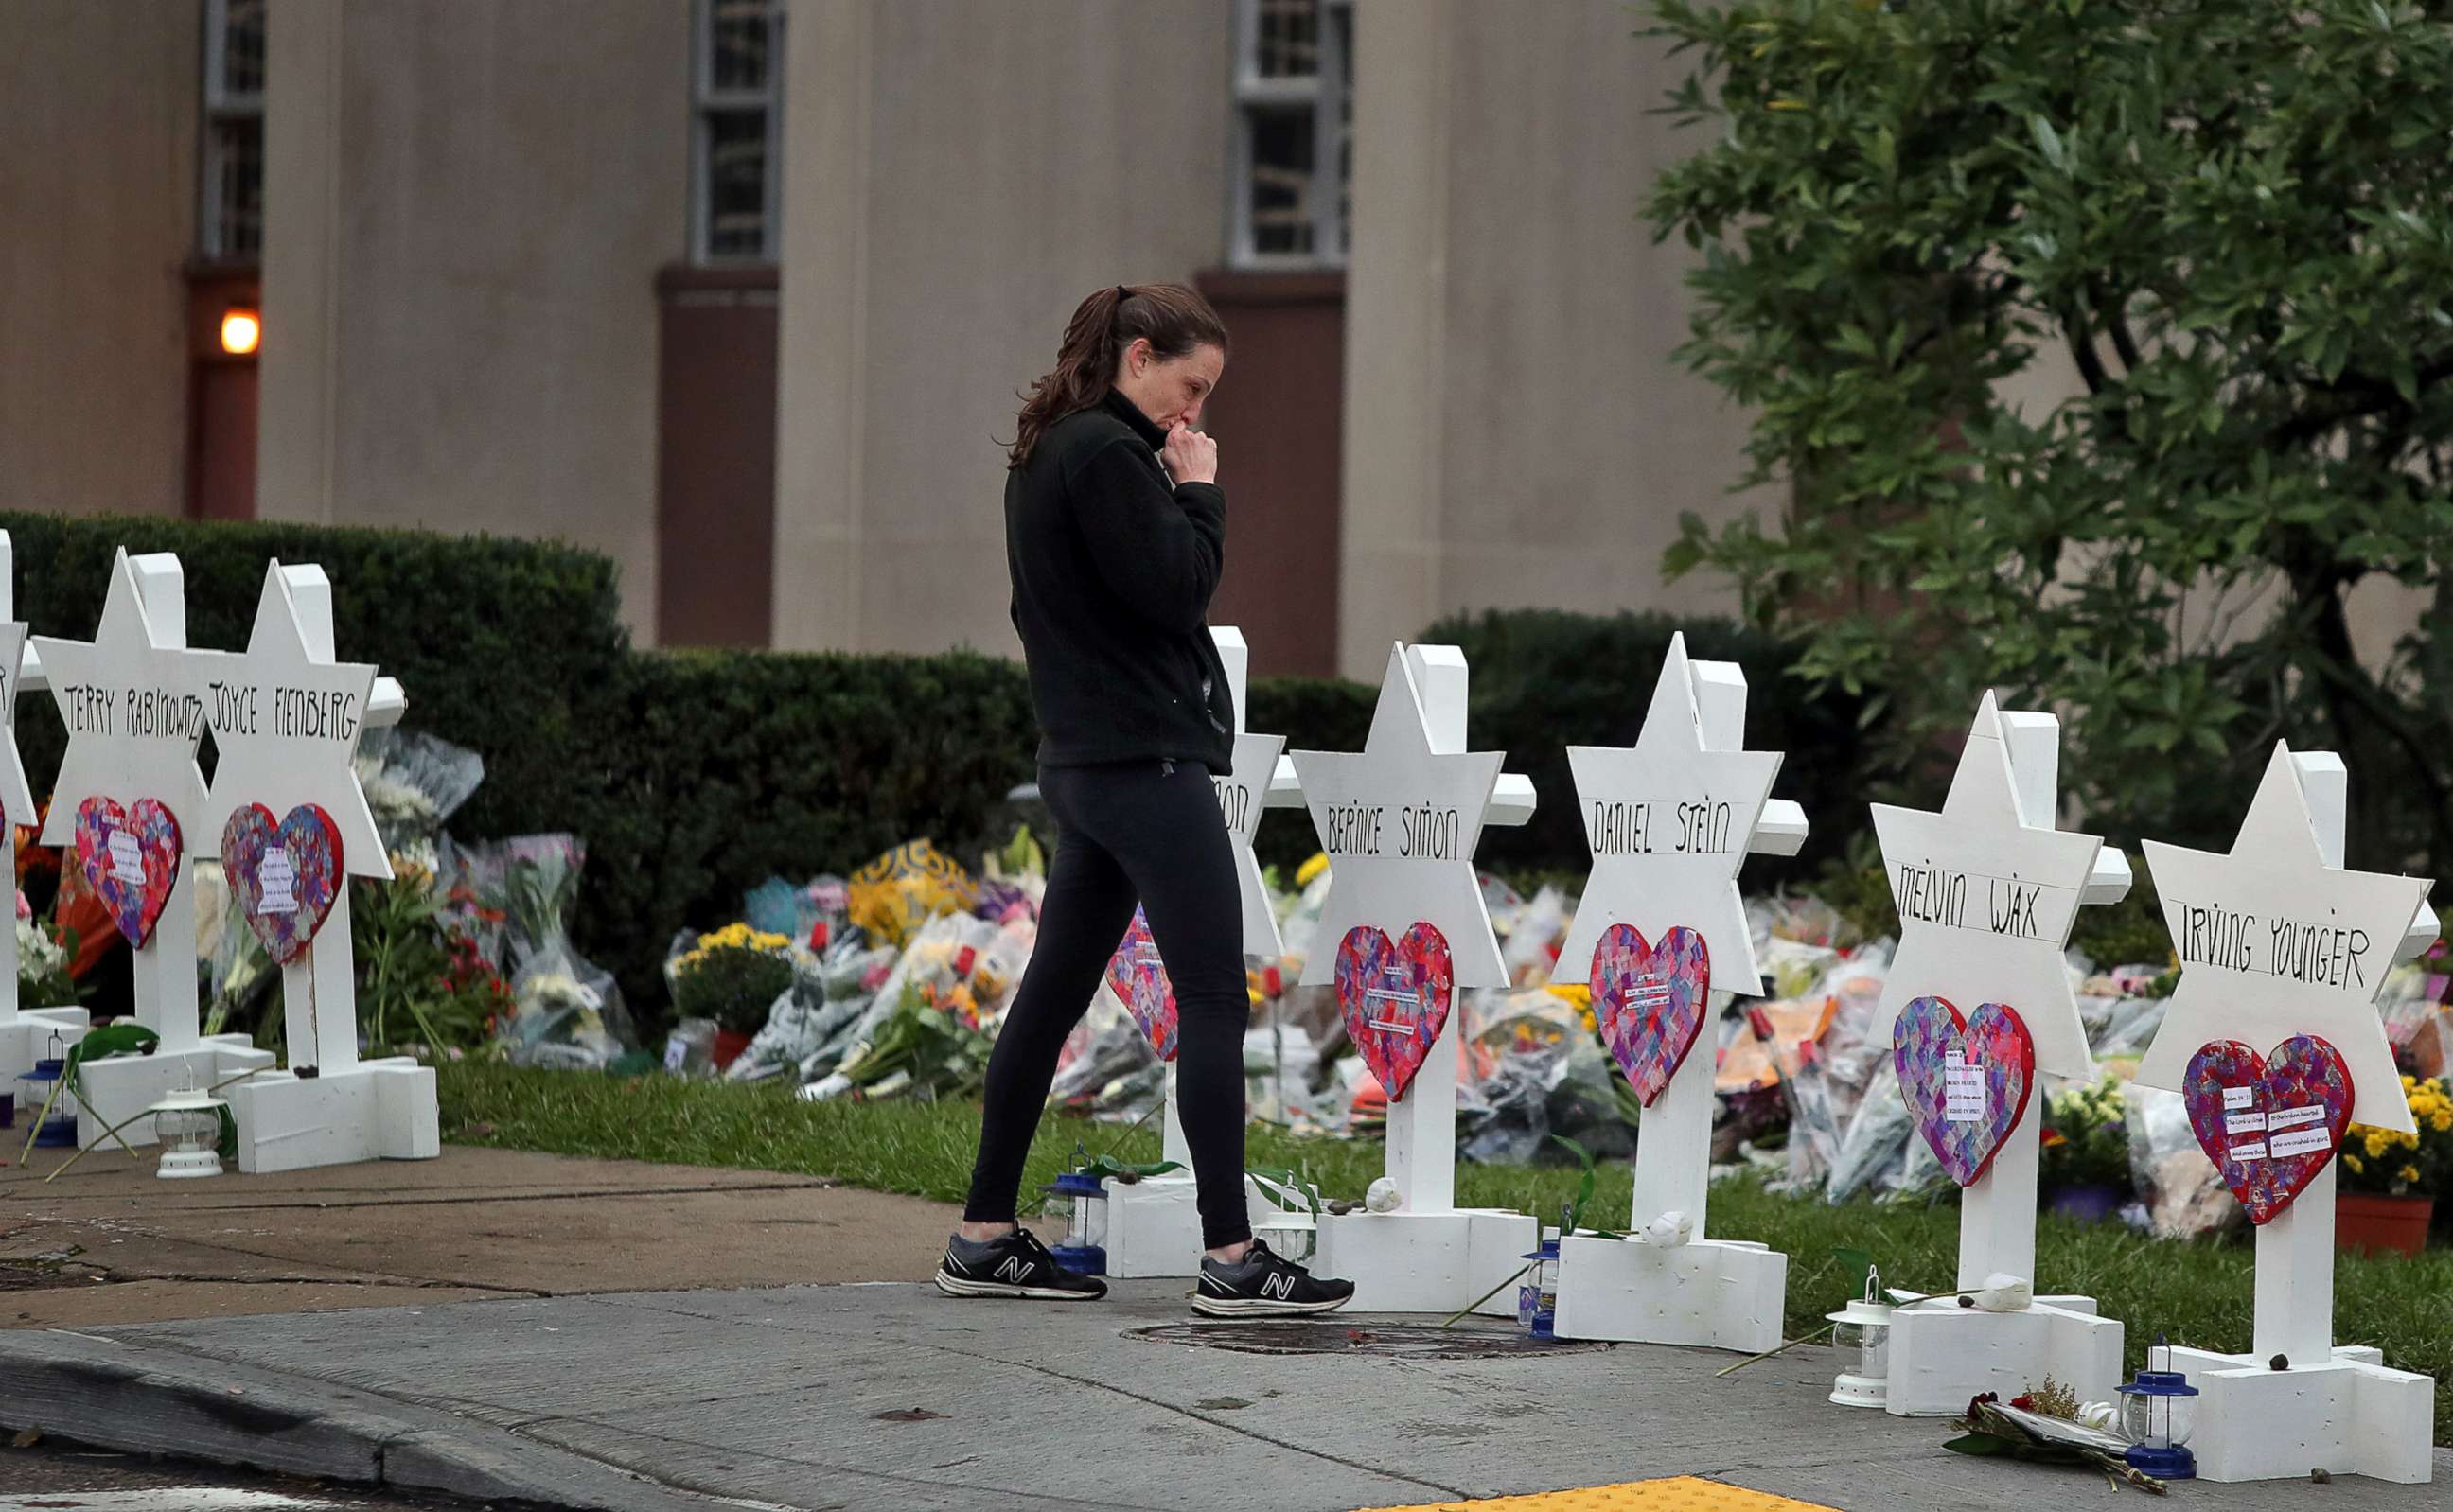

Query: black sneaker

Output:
[1192, 1238, 1355, 1317]
[935, 1229, 1107, 1301]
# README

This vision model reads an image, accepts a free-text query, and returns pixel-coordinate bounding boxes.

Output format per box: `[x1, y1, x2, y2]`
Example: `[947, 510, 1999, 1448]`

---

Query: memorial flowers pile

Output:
[2338, 1075, 2453, 1197]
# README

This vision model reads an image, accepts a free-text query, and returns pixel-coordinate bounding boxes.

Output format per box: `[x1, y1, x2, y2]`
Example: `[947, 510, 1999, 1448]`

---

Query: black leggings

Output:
[963, 759, 1252, 1250]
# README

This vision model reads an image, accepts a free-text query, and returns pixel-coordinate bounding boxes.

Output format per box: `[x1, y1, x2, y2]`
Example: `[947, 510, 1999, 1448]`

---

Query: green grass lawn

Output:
[437, 1061, 2453, 1441]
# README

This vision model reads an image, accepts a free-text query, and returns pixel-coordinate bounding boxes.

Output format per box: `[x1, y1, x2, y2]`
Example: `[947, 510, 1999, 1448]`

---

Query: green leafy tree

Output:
[1650, 0, 2453, 869]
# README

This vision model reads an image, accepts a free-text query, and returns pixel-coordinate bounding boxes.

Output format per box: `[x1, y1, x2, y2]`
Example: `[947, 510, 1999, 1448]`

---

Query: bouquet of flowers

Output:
[2338, 1074, 2453, 1196]
[2039, 1074, 2133, 1191]
[669, 922, 798, 1037]
[14, 889, 78, 1009]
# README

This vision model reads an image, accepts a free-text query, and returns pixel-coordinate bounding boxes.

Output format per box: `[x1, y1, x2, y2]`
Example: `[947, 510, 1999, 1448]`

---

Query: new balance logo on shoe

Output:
[995, 1257, 1030, 1283]
[1261, 1272, 1296, 1301]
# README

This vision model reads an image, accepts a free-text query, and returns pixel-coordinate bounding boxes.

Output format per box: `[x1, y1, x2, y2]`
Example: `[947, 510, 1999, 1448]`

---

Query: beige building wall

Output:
[1339, 0, 1772, 678]
[0, 0, 198, 519]
[256, 0, 688, 640]
[772, 0, 1235, 656]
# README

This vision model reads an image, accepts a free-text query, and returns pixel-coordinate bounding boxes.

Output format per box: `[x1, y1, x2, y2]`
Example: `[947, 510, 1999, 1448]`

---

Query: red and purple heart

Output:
[2182, 1034, 2353, 1225]
[1591, 923, 1710, 1107]
[1893, 995, 2037, 1187]
[1335, 923, 1454, 1103]
[1103, 906, 1177, 1062]
[74, 796, 183, 949]
[222, 803, 345, 966]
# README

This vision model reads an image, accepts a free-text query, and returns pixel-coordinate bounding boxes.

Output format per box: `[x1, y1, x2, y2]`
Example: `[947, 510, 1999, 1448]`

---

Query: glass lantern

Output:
[1517, 1215, 1563, 1340]
[147, 1082, 230, 1179]
[1826, 1264, 1894, 1408]
[1040, 1167, 1108, 1276]
[2116, 1334, 2198, 1480]
[17, 1032, 76, 1149]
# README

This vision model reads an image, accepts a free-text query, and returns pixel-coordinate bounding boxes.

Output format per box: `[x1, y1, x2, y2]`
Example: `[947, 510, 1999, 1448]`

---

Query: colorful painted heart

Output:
[2181, 1035, 2353, 1225]
[222, 803, 346, 966]
[73, 796, 184, 948]
[1893, 995, 2037, 1187]
[1103, 906, 1177, 1061]
[1591, 923, 1710, 1107]
[1335, 923, 1454, 1103]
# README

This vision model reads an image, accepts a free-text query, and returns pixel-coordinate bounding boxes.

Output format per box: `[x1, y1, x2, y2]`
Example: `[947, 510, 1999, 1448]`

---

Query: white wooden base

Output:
[1102, 1173, 1279, 1278]
[1882, 1294, 2122, 1417]
[1313, 1207, 1537, 1316]
[2165, 1344, 2434, 1485]
[0, 1008, 91, 1083]
[225, 1059, 441, 1173]
[1550, 1234, 1786, 1352]
[74, 1038, 276, 1150]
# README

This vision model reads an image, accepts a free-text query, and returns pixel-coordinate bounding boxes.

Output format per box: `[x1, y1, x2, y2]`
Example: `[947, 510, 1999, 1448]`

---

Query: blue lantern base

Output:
[2123, 1444, 2196, 1480]
[1050, 1242, 1106, 1277]
[33, 1117, 77, 1148]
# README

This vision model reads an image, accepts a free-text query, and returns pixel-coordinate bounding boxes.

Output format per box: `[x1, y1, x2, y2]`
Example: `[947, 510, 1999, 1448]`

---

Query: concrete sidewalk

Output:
[1, 1143, 962, 1327]
[2, 1277, 2445, 1512]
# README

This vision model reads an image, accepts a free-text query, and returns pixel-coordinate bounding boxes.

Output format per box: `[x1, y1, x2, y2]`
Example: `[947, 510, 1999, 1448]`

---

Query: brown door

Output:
[656, 265, 779, 647]
[1194, 270, 1345, 679]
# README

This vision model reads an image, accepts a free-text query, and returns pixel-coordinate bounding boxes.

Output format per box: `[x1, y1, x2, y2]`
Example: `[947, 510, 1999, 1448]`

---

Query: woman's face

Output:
[1117, 340, 1226, 431]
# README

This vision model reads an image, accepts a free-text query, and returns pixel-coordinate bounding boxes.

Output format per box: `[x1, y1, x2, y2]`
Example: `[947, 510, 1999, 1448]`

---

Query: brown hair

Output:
[1006, 282, 1228, 467]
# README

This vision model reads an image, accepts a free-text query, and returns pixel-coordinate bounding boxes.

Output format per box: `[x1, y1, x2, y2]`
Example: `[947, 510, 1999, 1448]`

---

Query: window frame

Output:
[1229, 0, 1352, 271]
[199, 0, 267, 262]
[690, 0, 787, 265]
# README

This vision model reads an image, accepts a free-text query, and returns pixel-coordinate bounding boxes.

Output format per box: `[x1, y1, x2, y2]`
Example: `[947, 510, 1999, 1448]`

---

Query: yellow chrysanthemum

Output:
[2365, 1131, 2390, 1158]
[2399, 1165, 2422, 1185]
[1547, 983, 1592, 1008]
[2433, 1111, 2451, 1134]
[2343, 1152, 2364, 1173]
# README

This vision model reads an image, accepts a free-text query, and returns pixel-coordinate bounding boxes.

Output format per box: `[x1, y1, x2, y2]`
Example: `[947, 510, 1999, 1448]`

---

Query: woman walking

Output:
[937, 283, 1353, 1316]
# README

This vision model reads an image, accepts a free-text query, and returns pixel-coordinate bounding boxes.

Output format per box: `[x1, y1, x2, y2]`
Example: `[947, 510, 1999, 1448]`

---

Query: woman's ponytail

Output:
[1007, 283, 1227, 467]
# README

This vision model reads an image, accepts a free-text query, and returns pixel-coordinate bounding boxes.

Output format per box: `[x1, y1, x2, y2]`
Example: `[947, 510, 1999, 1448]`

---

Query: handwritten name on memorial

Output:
[1585, 799, 1734, 856]
[2172, 901, 2374, 990]
[1317, 800, 1463, 860]
[1214, 777, 1252, 834]
[205, 682, 361, 744]
[1893, 862, 2053, 941]
[62, 683, 206, 742]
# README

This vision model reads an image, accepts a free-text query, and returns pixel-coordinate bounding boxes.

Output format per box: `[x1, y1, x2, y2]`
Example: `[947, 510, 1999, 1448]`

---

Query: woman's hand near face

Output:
[1163, 423, 1219, 486]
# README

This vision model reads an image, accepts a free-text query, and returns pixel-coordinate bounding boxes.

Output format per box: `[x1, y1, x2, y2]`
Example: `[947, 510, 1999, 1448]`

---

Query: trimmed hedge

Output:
[0, 512, 632, 851]
[5, 514, 1879, 1026]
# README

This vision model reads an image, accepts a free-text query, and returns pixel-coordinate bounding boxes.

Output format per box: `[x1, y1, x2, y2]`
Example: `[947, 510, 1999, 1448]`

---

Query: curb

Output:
[0, 1328, 750, 1511]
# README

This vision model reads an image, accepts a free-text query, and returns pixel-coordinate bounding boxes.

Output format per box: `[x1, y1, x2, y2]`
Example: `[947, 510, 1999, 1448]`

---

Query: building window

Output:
[1232, 0, 1352, 268]
[200, 0, 266, 260]
[693, 0, 785, 262]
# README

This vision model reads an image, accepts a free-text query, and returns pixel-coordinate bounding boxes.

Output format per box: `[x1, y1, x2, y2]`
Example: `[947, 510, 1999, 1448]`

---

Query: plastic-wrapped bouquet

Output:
[14, 889, 77, 1009]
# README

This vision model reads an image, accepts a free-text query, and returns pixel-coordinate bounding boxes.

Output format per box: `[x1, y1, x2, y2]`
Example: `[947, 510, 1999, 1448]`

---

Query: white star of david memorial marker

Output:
[1211, 627, 1285, 961]
[1295, 644, 1507, 994]
[2135, 742, 2435, 1133]
[1546, 634, 1808, 1353]
[32, 551, 217, 1048]
[1294, 642, 1538, 1313]
[0, 533, 93, 1076]
[1554, 633, 1801, 994]
[1868, 693, 2133, 1416]
[1874, 691, 2130, 1083]
[191, 561, 408, 1074]
[2130, 743, 2438, 1485]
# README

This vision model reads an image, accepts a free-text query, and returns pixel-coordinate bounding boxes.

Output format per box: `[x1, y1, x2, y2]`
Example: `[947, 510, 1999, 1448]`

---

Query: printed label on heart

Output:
[1103, 906, 1177, 1062]
[2182, 1034, 2353, 1224]
[223, 803, 345, 966]
[74, 796, 183, 948]
[1893, 995, 2037, 1187]
[1335, 923, 1454, 1103]
[1592, 923, 1710, 1107]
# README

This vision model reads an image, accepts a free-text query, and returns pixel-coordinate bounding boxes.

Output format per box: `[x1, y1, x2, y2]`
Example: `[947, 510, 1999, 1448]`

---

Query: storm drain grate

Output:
[1131, 1320, 1614, 1360]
